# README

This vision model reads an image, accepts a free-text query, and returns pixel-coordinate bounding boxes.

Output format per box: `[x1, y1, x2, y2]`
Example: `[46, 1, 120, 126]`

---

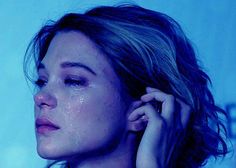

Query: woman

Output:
[24, 4, 228, 168]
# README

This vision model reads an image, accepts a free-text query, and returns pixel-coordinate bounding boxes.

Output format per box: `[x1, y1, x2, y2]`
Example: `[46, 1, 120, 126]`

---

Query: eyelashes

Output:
[34, 77, 87, 88]
[64, 77, 87, 87]
[35, 78, 47, 88]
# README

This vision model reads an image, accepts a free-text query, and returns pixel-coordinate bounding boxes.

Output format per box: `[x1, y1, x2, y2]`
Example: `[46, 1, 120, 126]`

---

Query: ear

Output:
[127, 118, 147, 132]
[126, 100, 148, 132]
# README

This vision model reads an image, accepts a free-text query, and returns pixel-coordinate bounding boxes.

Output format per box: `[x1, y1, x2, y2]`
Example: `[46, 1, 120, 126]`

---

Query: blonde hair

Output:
[24, 4, 228, 168]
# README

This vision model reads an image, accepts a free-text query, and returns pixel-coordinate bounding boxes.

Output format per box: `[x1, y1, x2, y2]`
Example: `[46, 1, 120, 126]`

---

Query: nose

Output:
[34, 90, 57, 110]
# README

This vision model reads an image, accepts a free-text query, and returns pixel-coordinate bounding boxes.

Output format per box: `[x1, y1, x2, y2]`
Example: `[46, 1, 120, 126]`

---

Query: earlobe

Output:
[127, 118, 148, 132]
[126, 100, 147, 132]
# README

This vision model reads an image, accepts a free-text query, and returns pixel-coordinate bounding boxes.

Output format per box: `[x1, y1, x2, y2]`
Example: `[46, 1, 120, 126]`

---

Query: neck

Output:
[68, 133, 137, 168]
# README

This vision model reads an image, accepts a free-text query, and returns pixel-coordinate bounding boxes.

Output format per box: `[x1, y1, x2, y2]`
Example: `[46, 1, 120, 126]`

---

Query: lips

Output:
[35, 118, 60, 134]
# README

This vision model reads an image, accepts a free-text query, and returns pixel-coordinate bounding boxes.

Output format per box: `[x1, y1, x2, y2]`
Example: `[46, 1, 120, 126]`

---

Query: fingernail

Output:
[141, 115, 149, 122]
[146, 87, 153, 92]
[141, 94, 149, 101]
[133, 100, 142, 105]
[141, 94, 146, 99]
[146, 87, 151, 91]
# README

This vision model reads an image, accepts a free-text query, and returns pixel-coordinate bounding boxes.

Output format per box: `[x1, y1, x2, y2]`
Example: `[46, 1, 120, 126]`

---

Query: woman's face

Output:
[34, 31, 132, 160]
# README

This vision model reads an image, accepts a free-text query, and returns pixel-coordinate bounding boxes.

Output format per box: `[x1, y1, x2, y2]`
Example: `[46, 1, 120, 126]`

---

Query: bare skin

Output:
[34, 31, 191, 168]
[128, 87, 191, 168]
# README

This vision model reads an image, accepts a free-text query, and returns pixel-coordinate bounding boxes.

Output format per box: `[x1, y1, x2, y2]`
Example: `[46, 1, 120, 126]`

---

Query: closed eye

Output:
[64, 77, 87, 87]
[35, 78, 47, 88]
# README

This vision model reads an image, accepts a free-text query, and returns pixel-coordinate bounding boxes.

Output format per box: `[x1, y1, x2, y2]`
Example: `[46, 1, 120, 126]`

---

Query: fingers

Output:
[129, 87, 192, 130]
[127, 100, 150, 132]
[128, 102, 161, 123]
[128, 118, 148, 131]
[131, 87, 192, 167]
[128, 102, 167, 143]
[176, 98, 191, 128]
[141, 87, 176, 126]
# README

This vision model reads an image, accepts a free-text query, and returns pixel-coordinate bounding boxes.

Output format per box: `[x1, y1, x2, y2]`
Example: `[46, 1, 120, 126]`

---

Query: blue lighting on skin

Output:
[0, 1, 235, 167]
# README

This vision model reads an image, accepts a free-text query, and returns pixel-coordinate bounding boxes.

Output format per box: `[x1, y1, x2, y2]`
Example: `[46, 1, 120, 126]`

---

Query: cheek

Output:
[65, 85, 124, 120]
[61, 94, 86, 133]
[62, 88, 126, 146]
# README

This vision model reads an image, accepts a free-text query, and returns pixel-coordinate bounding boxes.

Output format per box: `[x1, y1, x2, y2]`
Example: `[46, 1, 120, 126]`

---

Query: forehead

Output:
[42, 31, 115, 77]
[43, 31, 101, 66]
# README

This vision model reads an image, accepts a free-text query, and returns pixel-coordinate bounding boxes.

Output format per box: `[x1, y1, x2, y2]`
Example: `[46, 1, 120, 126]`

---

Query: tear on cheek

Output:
[79, 96, 85, 104]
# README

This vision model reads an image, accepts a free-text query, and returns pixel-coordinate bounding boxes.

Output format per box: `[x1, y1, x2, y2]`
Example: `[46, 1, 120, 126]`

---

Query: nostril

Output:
[41, 102, 48, 106]
[38, 102, 52, 109]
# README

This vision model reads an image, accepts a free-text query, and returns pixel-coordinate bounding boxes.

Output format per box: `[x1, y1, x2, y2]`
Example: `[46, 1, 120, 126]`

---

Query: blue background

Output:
[0, 0, 235, 167]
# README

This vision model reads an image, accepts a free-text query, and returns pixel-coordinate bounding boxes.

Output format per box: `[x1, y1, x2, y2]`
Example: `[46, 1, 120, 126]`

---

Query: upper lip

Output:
[35, 118, 60, 129]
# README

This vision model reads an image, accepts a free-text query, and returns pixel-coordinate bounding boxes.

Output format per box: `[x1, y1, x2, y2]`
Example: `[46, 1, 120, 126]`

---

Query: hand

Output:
[128, 87, 192, 168]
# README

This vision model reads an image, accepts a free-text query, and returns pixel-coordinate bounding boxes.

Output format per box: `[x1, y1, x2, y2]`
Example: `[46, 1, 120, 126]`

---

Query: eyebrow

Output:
[61, 62, 97, 76]
[37, 62, 97, 76]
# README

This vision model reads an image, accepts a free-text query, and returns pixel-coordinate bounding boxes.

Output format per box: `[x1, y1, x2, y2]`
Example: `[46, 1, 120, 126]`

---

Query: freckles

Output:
[61, 94, 85, 129]
[66, 94, 85, 113]
[62, 94, 87, 148]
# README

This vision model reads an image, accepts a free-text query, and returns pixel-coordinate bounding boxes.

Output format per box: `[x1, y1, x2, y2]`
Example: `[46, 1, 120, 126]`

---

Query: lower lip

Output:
[36, 126, 60, 134]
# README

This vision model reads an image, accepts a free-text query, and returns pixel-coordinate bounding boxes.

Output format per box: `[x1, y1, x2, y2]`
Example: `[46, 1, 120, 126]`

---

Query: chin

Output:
[37, 143, 61, 159]
[37, 143, 83, 161]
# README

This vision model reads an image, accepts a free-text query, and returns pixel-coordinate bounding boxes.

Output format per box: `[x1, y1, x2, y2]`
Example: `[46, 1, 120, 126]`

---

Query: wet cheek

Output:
[63, 86, 122, 126]
[64, 94, 109, 132]
[58, 88, 126, 153]
[62, 94, 108, 148]
[63, 95, 85, 125]
[59, 95, 87, 146]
